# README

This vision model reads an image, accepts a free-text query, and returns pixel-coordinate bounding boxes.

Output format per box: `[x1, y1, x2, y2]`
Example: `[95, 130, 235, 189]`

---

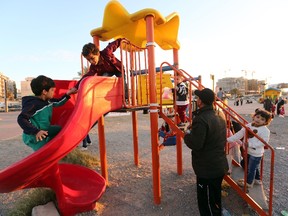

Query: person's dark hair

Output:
[30, 75, 55, 96]
[254, 108, 272, 125]
[82, 43, 99, 57]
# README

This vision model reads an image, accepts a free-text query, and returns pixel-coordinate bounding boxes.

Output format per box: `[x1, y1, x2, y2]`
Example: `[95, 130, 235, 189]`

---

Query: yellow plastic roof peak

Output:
[90, 0, 180, 50]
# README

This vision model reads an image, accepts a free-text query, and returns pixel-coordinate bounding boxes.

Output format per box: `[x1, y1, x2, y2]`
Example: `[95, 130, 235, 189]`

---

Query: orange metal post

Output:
[145, 15, 161, 204]
[132, 111, 139, 166]
[93, 36, 100, 48]
[198, 75, 202, 89]
[98, 115, 108, 184]
[80, 54, 84, 76]
[93, 36, 109, 183]
[176, 134, 183, 175]
[173, 48, 183, 175]
[130, 50, 140, 166]
[173, 48, 179, 69]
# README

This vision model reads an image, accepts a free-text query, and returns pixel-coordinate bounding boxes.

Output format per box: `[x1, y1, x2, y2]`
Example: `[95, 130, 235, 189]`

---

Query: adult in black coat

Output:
[184, 88, 228, 216]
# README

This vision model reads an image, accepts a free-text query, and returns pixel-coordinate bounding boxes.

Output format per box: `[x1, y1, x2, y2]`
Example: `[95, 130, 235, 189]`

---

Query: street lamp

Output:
[4, 79, 8, 112]
[241, 70, 248, 95]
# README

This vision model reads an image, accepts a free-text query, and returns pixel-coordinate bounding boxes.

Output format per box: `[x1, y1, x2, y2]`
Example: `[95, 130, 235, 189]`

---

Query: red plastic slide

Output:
[0, 76, 124, 215]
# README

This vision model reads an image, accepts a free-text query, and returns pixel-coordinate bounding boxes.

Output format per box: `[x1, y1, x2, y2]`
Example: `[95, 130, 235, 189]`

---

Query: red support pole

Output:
[132, 111, 139, 166]
[145, 14, 161, 204]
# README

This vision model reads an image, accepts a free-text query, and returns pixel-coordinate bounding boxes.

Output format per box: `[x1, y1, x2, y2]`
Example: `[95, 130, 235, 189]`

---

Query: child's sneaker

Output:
[237, 179, 253, 188]
[254, 179, 262, 185]
[159, 144, 165, 151]
[87, 142, 92, 146]
[177, 123, 186, 131]
[80, 146, 88, 151]
[177, 122, 186, 127]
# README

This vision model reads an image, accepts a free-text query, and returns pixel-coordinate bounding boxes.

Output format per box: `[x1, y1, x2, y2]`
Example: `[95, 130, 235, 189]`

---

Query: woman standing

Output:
[276, 97, 285, 116]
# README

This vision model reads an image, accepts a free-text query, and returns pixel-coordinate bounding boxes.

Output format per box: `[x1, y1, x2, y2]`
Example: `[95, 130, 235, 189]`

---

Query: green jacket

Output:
[17, 94, 70, 150]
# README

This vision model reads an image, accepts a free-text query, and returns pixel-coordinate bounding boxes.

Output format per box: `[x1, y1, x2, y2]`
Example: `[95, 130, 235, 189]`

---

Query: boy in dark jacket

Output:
[17, 75, 77, 151]
[184, 88, 228, 216]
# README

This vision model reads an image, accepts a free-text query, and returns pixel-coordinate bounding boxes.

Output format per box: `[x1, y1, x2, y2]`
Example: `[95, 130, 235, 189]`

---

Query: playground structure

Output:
[0, 1, 275, 215]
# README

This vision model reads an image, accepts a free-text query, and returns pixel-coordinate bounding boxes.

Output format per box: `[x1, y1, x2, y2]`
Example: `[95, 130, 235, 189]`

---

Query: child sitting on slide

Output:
[17, 75, 77, 151]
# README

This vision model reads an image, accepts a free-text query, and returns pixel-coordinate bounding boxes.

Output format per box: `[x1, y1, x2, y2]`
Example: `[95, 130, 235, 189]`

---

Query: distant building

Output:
[21, 77, 34, 97]
[17, 89, 22, 100]
[0, 72, 16, 101]
[0, 72, 8, 100]
[276, 83, 288, 96]
[216, 77, 265, 95]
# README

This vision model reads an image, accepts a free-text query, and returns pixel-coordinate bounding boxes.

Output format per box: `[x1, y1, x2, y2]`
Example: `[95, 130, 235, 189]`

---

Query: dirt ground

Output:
[0, 101, 287, 216]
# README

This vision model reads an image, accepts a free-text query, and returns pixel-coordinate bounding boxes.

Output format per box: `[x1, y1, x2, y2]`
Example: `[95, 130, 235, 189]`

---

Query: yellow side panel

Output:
[137, 73, 174, 105]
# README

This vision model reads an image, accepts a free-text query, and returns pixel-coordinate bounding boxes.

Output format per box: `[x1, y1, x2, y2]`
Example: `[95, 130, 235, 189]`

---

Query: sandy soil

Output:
[0, 101, 287, 216]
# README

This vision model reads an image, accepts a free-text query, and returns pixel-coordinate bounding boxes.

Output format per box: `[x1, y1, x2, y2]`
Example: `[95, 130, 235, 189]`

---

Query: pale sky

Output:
[1, 0, 287, 89]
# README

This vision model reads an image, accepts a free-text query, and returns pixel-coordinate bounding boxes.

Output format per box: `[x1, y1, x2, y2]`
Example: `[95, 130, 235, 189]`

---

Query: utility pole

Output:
[242, 70, 248, 95]
[4, 80, 8, 112]
[251, 71, 255, 79]
[210, 74, 215, 91]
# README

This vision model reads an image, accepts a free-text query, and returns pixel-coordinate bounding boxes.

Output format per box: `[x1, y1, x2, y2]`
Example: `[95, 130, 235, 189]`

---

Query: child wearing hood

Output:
[17, 75, 77, 151]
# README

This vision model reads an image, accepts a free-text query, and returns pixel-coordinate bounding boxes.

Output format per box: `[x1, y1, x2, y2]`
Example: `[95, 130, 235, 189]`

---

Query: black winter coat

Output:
[184, 105, 228, 178]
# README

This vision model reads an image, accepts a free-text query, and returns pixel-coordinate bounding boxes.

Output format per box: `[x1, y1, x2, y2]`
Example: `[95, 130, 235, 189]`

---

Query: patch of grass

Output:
[61, 148, 100, 169]
[8, 188, 55, 216]
[9, 149, 99, 215]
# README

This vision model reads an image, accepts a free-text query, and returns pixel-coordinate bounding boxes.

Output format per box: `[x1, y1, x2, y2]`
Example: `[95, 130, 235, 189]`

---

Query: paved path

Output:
[227, 99, 288, 116]
[0, 111, 22, 141]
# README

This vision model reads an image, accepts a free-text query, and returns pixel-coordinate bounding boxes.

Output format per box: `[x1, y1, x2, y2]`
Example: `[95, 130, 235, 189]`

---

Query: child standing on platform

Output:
[173, 75, 188, 127]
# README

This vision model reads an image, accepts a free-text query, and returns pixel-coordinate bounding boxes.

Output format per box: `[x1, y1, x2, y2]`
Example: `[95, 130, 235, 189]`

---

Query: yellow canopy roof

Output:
[90, 0, 180, 50]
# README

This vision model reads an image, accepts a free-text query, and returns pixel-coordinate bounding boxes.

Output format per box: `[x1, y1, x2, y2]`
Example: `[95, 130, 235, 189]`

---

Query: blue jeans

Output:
[247, 154, 262, 184]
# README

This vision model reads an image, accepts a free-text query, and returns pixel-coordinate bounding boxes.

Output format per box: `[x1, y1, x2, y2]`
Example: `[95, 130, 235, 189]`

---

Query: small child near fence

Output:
[227, 108, 272, 188]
